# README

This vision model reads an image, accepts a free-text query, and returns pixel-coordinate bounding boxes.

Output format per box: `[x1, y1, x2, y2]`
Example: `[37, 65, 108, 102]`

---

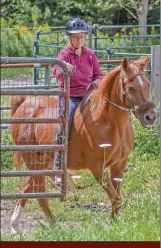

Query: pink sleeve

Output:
[92, 52, 104, 80]
[53, 52, 67, 84]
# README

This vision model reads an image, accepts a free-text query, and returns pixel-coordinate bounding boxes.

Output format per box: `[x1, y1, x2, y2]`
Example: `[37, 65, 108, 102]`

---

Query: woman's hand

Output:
[93, 78, 101, 88]
[63, 61, 76, 75]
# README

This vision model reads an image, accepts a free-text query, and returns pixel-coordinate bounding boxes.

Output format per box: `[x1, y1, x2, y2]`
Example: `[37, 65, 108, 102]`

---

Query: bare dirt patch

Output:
[1, 200, 44, 237]
[64, 202, 111, 212]
[1, 199, 111, 237]
[1, 74, 33, 87]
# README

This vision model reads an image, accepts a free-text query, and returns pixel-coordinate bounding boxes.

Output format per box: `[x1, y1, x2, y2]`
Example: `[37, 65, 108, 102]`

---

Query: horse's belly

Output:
[67, 159, 86, 170]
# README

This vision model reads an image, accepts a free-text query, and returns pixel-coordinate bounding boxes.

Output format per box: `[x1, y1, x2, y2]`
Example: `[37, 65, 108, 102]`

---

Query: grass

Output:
[33, 149, 159, 241]
[1, 124, 160, 241]
[1, 155, 160, 241]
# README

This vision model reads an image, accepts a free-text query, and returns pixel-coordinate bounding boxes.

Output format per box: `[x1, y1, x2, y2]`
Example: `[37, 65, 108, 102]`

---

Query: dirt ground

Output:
[1, 199, 111, 237]
[1, 200, 44, 236]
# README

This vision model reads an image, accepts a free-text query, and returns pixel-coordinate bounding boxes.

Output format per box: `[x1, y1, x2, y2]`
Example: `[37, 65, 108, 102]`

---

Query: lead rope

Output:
[103, 96, 130, 112]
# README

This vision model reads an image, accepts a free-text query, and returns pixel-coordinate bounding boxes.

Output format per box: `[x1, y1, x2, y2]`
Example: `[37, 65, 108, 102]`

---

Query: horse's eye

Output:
[128, 86, 135, 92]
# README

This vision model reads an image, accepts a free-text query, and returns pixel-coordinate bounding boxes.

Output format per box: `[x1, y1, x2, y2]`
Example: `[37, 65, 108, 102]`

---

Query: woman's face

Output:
[69, 33, 86, 49]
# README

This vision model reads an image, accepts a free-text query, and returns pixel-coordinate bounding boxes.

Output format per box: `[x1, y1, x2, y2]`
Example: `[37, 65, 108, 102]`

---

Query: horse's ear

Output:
[138, 56, 150, 71]
[121, 57, 130, 71]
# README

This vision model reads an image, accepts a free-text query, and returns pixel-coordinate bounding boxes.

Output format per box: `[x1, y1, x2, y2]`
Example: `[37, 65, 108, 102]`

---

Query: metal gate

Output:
[1, 57, 70, 201]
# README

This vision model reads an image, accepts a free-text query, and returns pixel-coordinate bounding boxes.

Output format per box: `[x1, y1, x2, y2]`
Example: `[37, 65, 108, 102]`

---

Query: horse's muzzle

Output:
[132, 101, 156, 128]
[139, 108, 157, 127]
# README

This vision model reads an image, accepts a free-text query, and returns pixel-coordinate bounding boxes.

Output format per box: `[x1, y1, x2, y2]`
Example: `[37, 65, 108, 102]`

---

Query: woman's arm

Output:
[53, 53, 75, 82]
[53, 52, 66, 82]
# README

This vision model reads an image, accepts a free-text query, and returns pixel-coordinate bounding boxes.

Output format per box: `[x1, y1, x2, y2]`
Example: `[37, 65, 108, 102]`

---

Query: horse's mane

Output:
[80, 66, 121, 122]
[79, 57, 148, 123]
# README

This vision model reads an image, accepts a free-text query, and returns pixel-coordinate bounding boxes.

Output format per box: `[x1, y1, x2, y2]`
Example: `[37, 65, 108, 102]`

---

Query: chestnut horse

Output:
[10, 57, 156, 233]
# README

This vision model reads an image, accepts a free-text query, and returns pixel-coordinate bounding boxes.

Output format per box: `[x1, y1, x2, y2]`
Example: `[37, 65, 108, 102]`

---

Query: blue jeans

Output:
[55, 96, 83, 170]
[59, 96, 83, 133]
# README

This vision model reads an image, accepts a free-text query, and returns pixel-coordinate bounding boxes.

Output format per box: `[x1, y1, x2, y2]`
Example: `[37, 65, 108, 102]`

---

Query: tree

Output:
[1, 0, 160, 29]
[115, 0, 160, 35]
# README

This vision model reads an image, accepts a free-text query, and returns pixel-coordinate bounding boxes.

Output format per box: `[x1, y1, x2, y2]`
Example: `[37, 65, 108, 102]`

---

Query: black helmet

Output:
[66, 18, 88, 35]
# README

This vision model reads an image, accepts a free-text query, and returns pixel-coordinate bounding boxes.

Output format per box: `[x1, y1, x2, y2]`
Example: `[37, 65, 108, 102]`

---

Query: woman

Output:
[53, 17, 104, 184]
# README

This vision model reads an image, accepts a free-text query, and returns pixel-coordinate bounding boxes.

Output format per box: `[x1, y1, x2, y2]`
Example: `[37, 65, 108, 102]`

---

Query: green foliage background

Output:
[1, 18, 160, 58]
[1, 0, 160, 27]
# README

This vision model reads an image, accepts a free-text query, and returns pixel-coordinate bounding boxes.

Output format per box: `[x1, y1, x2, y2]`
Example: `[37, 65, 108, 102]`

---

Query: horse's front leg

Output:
[110, 160, 127, 217]
[90, 165, 121, 219]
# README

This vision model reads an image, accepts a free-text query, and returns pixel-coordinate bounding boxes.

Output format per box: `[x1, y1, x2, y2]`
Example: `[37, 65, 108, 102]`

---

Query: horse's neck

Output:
[103, 71, 131, 130]
[79, 70, 131, 134]
[108, 106, 131, 131]
[80, 94, 130, 132]
[108, 71, 123, 106]
[94, 96, 131, 135]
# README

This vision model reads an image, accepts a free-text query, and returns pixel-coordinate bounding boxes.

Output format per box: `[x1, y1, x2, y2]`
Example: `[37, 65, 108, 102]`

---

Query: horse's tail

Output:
[11, 95, 27, 117]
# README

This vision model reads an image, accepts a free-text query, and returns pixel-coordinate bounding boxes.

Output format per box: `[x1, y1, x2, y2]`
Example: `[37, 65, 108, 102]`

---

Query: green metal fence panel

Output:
[33, 24, 160, 84]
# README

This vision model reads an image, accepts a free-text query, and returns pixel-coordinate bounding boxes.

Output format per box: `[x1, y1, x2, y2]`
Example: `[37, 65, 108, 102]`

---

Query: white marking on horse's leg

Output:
[113, 178, 123, 182]
[10, 204, 23, 234]
[137, 75, 144, 87]
[99, 144, 112, 148]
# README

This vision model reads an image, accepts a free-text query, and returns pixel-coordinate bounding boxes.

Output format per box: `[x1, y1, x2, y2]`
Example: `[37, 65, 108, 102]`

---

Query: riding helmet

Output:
[66, 18, 88, 34]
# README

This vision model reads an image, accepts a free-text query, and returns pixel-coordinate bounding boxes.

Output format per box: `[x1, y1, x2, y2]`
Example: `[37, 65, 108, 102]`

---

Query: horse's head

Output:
[120, 56, 156, 127]
[83, 56, 156, 127]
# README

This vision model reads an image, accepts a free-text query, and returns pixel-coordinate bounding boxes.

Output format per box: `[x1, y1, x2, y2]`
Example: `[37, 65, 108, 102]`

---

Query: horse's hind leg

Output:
[21, 175, 54, 220]
[35, 176, 54, 220]
[10, 177, 32, 233]
[10, 175, 53, 233]
[37, 199, 53, 220]
[90, 166, 121, 219]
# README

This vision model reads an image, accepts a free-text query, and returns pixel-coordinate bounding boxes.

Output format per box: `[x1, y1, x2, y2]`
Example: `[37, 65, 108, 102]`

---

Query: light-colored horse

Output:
[10, 57, 156, 233]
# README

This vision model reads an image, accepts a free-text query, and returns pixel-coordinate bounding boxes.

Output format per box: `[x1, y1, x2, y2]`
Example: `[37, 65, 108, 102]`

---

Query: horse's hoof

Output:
[11, 226, 20, 234]
[124, 167, 129, 173]
[10, 221, 20, 234]
[10, 204, 23, 234]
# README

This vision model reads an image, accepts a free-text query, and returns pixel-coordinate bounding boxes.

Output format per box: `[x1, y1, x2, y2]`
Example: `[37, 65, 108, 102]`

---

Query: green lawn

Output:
[1, 117, 160, 241]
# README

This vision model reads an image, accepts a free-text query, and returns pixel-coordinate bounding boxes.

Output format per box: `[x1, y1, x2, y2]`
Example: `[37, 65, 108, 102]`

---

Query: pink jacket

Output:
[53, 45, 104, 97]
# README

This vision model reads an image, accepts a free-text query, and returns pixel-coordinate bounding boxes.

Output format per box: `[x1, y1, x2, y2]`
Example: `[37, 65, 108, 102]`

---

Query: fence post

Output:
[34, 30, 40, 85]
[93, 24, 99, 50]
[57, 31, 59, 55]
[151, 45, 160, 129]
[151, 45, 160, 105]
[44, 66, 51, 86]
[87, 22, 92, 49]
